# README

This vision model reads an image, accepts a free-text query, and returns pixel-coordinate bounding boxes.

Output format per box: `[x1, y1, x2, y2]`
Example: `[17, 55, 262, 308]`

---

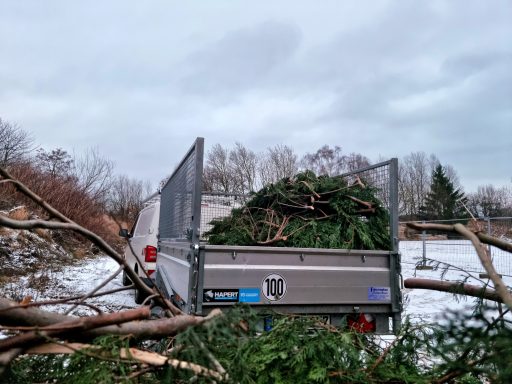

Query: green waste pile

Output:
[205, 171, 390, 250]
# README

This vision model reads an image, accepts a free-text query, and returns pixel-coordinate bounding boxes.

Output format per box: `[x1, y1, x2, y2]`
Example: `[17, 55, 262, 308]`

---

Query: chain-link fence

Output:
[400, 217, 512, 276]
[200, 159, 399, 247]
[159, 138, 203, 242]
[200, 192, 248, 239]
[342, 158, 399, 252]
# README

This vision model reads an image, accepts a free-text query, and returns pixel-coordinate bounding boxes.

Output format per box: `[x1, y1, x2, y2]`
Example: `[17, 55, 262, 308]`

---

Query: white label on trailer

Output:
[368, 287, 391, 301]
[262, 273, 287, 301]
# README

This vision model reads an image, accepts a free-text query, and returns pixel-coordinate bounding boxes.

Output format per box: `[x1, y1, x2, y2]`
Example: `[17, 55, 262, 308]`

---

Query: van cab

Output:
[119, 197, 160, 304]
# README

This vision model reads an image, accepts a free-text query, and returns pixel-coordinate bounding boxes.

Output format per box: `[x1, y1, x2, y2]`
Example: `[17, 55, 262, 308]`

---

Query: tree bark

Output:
[0, 297, 222, 340]
[404, 278, 502, 303]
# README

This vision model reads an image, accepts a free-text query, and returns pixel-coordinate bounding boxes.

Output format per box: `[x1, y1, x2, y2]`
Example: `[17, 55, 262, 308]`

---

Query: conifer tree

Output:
[422, 164, 467, 220]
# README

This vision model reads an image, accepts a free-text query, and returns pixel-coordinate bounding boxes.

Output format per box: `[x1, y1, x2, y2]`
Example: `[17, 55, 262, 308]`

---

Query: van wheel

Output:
[122, 270, 131, 286]
[134, 288, 148, 305]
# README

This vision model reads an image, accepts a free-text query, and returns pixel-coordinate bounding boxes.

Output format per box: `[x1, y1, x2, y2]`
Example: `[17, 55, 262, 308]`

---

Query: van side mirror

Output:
[119, 228, 131, 238]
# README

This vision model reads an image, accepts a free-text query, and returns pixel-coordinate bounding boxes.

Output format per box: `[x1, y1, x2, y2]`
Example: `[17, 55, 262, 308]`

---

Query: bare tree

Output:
[344, 152, 371, 173]
[203, 143, 258, 194]
[229, 142, 257, 194]
[72, 147, 114, 204]
[300, 145, 345, 176]
[203, 144, 233, 193]
[398, 152, 432, 218]
[108, 175, 151, 223]
[35, 148, 74, 178]
[443, 164, 462, 191]
[0, 118, 35, 167]
[258, 144, 298, 187]
[467, 185, 511, 218]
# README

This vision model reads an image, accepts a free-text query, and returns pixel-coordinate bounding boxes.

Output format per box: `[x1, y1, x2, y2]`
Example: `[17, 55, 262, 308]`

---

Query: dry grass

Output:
[34, 228, 52, 242]
[0, 226, 9, 236]
[73, 247, 89, 259]
[8, 206, 30, 221]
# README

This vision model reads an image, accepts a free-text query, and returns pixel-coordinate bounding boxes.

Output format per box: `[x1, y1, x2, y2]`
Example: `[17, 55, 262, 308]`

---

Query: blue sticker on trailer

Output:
[368, 287, 391, 301]
[239, 288, 260, 303]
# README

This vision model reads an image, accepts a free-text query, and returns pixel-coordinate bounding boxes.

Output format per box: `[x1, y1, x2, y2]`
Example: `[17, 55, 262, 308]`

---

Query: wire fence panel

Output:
[200, 192, 248, 240]
[159, 138, 204, 242]
[342, 158, 399, 252]
[400, 217, 512, 276]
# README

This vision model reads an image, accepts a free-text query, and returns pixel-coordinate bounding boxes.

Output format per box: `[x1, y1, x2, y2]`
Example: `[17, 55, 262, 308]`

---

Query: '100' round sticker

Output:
[262, 273, 287, 301]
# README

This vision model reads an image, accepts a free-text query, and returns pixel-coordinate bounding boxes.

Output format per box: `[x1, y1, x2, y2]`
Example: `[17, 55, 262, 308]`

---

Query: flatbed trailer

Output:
[155, 138, 402, 333]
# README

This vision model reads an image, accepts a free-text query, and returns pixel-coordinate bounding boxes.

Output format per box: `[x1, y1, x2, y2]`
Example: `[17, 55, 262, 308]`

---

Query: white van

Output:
[119, 196, 160, 304]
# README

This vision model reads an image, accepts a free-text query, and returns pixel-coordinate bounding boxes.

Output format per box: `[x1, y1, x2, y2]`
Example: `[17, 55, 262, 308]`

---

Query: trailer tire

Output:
[134, 287, 148, 305]
[122, 270, 131, 286]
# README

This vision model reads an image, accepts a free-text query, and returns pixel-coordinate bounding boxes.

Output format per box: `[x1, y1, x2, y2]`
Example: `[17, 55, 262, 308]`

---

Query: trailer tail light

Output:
[347, 313, 376, 333]
[147, 269, 155, 276]
[144, 245, 157, 262]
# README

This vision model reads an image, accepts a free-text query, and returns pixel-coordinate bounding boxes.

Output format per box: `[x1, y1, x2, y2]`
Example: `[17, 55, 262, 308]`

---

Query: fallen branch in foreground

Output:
[0, 296, 222, 340]
[25, 342, 225, 381]
[404, 278, 503, 303]
[406, 222, 512, 309]
[0, 306, 151, 352]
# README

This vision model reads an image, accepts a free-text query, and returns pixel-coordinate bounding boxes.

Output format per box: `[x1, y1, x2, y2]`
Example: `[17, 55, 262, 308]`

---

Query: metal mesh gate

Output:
[159, 138, 204, 242]
[341, 159, 399, 252]
[200, 192, 247, 239]
[401, 217, 512, 276]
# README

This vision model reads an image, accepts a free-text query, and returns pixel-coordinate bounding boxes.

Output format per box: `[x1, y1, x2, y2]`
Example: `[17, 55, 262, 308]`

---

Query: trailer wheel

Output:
[134, 287, 148, 305]
[122, 270, 131, 286]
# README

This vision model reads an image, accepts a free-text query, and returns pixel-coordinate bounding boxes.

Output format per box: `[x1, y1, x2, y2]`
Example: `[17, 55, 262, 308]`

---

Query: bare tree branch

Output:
[404, 278, 503, 302]
[0, 306, 151, 352]
[25, 342, 225, 381]
[0, 297, 222, 339]
[0, 214, 153, 297]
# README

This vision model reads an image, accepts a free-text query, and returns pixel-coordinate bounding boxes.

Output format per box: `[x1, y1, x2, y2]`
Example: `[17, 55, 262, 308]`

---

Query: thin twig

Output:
[64, 265, 123, 315]
[190, 331, 227, 377]
[0, 285, 133, 313]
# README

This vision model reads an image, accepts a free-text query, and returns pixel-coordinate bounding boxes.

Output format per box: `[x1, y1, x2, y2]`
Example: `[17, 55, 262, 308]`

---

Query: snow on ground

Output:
[0, 253, 137, 317]
[53, 255, 137, 315]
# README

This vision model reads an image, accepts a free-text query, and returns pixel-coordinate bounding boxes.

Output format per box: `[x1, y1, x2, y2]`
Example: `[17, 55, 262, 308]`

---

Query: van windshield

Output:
[134, 206, 155, 236]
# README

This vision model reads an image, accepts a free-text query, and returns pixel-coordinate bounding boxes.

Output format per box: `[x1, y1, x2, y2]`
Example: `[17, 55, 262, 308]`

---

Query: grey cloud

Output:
[441, 51, 510, 80]
[178, 21, 302, 97]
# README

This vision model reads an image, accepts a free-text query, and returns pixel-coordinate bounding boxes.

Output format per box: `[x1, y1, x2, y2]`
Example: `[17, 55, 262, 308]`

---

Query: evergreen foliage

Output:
[422, 164, 467, 220]
[205, 171, 391, 250]
[6, 304, 511, 383]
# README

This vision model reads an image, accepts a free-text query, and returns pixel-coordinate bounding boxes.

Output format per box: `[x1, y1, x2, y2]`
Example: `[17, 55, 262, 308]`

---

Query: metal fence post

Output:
[422, 221, 427, 266]
[487, 217, 493, 259]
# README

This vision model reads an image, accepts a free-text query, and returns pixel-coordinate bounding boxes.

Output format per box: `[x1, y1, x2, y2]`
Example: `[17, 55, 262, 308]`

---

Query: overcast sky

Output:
[0, 1, 510, 192]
